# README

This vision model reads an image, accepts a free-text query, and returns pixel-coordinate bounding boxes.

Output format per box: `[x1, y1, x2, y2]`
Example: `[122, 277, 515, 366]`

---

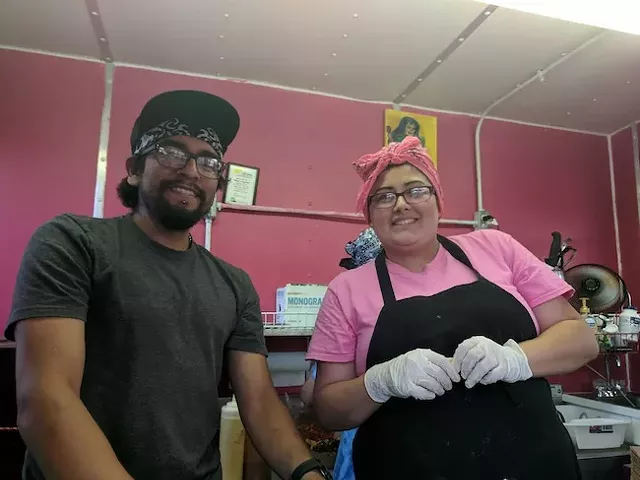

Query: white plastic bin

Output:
[564, 418, 630, 449]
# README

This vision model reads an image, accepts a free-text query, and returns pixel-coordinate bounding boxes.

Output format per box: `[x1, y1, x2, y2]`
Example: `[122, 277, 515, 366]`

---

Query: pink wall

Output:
[612, 126, 640, 299]
[611, 125, 640, 391]
[103, 67, 616, 312]
[0, 50, 623, 393]
[0, 50, 104, 327]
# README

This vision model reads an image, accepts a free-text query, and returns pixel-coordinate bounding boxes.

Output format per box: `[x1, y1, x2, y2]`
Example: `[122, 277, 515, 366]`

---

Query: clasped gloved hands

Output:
[364, 337, 532, 403]
[364, 349, 460, 403]
[452, 336, 533, 389]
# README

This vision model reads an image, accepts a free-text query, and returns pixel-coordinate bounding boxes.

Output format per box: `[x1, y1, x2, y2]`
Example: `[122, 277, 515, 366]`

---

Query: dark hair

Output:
[116, 155, 146, 210]
[391, 117, 421, 142]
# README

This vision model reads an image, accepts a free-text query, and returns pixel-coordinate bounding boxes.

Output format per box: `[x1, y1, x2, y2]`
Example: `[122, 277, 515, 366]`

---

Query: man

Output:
[6, 90, 330, 480]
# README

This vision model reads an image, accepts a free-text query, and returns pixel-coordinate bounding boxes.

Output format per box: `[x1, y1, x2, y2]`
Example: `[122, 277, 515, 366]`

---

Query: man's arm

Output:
[8, 216, 132, 479]
[15, 318, 133, 480]
[228, 350, 323, 480]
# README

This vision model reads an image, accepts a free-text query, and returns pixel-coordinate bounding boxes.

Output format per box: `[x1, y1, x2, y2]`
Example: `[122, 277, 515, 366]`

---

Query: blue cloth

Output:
[309, 364, 356, 480]
[345, 228, 381, 268]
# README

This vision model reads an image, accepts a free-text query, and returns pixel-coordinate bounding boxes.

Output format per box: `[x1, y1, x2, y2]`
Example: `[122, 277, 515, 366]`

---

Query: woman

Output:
[306, 136, 598, 479]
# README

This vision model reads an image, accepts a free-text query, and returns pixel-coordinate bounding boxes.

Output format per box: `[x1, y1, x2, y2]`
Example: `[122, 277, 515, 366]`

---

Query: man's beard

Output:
[140, 181, 212, 231]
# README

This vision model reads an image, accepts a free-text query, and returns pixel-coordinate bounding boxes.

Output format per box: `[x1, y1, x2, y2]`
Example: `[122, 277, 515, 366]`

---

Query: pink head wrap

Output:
[354, 136, 443, 222]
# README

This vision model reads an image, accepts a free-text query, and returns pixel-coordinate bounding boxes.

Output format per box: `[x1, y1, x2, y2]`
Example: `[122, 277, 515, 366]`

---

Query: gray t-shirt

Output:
[5, 214, 267, 480]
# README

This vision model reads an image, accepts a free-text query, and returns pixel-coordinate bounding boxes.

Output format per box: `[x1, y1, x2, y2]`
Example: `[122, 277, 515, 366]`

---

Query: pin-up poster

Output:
[384, 109, 438, 167]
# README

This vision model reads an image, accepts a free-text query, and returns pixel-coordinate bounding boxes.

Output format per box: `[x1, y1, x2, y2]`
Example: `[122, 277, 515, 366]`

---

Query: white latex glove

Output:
[452, 336, 533, 389]
[364, 349, 461, 403]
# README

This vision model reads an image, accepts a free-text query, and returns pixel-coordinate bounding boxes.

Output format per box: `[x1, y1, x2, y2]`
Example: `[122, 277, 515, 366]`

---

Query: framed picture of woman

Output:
[384, 109, 438, 166]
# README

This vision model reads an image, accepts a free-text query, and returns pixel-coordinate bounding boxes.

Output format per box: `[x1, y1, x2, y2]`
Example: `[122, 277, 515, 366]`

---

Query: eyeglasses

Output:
[151, 145, 225, 179]
[369, 185, 435, 209]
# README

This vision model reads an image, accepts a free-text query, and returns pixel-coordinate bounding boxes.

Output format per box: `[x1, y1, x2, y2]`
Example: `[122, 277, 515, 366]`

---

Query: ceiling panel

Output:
[0, 0, 100, 58]
[99, 0, 487, 101]
[491, 32, 640, 133]
[406, 7, 600, 115]
[0, 0, 638, 134]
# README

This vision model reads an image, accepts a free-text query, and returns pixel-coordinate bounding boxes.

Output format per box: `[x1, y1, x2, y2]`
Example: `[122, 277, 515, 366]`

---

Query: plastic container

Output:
[619, 307, 640, 345]
[219, 396, 245, 480]
[564, 418, 630, 450]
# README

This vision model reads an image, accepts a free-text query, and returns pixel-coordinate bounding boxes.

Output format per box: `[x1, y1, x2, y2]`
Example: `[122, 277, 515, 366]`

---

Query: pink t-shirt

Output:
[306, 229, 574, 376]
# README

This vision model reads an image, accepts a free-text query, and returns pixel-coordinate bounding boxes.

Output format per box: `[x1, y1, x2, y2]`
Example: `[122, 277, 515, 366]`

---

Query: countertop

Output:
[576, 445, 630, 460]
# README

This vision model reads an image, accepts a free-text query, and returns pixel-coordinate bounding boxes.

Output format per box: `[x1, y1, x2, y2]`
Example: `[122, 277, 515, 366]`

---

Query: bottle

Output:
[619, 306, 640, 343]
[219, 396, 245, 480]
[579, 298, 596, 330]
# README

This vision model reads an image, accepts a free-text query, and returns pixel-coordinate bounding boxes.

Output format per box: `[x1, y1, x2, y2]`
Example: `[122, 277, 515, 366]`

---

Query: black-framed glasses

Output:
[369, 185, 435, 209]
[151, 145, 225, 179]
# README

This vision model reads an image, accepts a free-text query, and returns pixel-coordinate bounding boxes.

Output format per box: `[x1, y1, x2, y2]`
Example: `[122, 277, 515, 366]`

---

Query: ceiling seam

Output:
[114, 61, 605, 135]
[610, 119, 640, 137]
[393, 5, 498, 105]
[475, 29, 609, 126]
[0, 45, 611, 137]
[84, 0, 113, 62]
[0, 44, 103, 63]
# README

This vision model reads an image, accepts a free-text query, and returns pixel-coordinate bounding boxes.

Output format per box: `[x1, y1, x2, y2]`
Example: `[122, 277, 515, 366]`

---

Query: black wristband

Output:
[290, 458, 332, 480]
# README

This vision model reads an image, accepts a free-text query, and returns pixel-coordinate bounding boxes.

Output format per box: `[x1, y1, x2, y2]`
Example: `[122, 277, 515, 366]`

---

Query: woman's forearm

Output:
[520, 319, 599, 377]
[313, 375, 381, 431]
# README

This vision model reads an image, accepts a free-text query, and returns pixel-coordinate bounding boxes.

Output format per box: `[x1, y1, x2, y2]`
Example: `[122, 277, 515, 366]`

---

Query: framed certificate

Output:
[223, 163, 260, 205]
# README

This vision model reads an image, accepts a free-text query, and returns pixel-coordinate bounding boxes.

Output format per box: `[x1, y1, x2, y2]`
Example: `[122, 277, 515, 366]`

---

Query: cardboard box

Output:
[275, 284, 327, 327]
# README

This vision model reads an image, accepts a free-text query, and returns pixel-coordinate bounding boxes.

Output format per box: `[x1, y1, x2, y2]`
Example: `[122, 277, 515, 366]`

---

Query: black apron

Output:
[352, 235, 580, 480]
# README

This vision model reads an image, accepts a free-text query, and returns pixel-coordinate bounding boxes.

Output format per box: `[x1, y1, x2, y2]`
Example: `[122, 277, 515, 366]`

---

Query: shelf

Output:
[262, 312, 315, 337]
[596, 333, 639, 353]
[263, 327, 314, 337]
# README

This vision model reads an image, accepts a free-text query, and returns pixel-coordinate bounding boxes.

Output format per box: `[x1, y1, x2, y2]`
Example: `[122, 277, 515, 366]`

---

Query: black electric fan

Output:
[564, 264, 629, 314]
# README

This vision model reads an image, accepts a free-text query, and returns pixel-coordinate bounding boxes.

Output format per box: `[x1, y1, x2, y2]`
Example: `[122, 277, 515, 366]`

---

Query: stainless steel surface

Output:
[92, 61, 114, 218]
[576, 445, 630, 460]
[607, 134, 623, 276]
[581, 391, 640, 409]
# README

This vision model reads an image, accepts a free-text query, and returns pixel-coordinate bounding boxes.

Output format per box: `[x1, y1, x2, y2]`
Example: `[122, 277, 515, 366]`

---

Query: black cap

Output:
[130, 90, 240, 157]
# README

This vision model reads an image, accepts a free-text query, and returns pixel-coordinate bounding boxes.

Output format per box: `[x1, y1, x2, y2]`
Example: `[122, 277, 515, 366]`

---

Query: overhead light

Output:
[475, 1, 640, 35]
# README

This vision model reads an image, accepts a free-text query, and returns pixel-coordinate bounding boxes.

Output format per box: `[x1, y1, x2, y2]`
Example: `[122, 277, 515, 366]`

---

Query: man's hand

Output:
[364, 348, 460, 403]
[452, 336, 532, 389]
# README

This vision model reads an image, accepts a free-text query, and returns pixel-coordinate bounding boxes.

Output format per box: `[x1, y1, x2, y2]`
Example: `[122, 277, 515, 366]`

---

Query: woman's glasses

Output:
[369, 185, 435, 209]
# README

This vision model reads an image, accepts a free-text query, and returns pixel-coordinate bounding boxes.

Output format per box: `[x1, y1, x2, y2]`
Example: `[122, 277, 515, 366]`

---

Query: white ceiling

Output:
[1, 0, 639, 134]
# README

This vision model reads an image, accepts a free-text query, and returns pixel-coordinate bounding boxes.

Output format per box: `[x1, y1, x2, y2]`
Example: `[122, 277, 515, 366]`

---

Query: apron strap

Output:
[375, 252, 396, 305]
[375, 235, 481, 306]
[437, 234, 479, 276]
